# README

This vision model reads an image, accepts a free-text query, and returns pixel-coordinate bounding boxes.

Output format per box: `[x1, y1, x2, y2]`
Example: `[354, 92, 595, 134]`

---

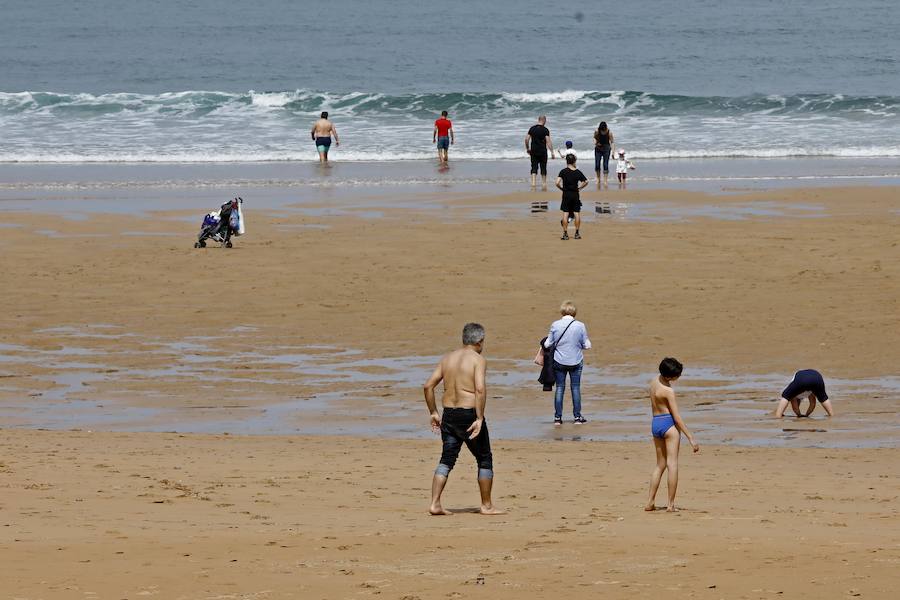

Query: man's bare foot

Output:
[644, 503, 657, 511]
[479, 505, 506, 515]
[666, 505, 679, 513]
[429, 505, 452, 516]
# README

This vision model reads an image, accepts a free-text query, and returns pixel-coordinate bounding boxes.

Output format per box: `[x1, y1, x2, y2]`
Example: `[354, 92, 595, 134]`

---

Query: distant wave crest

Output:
[2, 89, 899, 117]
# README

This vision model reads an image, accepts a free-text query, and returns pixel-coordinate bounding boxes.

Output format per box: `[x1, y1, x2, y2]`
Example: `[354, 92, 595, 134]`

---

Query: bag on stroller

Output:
[194, 197, 244, 248]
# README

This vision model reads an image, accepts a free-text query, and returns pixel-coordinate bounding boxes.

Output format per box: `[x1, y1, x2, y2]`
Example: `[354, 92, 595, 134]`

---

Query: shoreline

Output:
[3, 155, 900, 192]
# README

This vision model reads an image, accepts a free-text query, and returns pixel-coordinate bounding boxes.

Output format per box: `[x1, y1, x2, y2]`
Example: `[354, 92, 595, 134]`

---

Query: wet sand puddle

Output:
[2, 181, 828, 224]
[288, 196, 827, 224]
[590, 200, 824, 222]
[0, 326, 897, 447]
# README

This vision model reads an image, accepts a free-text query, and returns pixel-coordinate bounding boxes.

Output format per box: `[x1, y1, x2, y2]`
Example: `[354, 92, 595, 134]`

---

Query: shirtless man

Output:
[423, 322, 504, 516]
[310, 111, 340, 163]
[646, 357, 699, 513]
[774, 368, 834, 418]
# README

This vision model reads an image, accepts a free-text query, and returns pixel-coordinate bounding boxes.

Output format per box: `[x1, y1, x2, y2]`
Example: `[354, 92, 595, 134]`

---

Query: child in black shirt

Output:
[555, 154, 589, 240]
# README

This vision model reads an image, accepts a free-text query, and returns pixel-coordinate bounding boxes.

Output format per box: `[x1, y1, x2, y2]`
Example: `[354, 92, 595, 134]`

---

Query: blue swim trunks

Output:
[315, 136, 332, 153]
[436, 136, 450, 150]
[652, 413, 676, 438]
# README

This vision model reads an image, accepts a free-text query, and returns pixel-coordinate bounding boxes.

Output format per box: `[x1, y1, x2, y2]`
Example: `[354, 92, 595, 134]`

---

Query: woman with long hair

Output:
[593, 121, 614, 187]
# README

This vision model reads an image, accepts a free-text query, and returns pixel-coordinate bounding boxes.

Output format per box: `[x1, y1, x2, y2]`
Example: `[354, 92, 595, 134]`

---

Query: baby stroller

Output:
[194, 197, 244, 248]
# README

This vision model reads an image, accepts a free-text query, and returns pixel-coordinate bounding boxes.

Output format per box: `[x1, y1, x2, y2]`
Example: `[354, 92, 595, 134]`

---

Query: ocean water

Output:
[1, 0, 898, 165]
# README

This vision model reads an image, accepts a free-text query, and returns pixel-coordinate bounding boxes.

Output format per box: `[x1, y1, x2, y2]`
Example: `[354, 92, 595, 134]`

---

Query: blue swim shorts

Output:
[315, 136, 332, 153]
[652, 413, 676, 438]
[436, 136, 450, 150]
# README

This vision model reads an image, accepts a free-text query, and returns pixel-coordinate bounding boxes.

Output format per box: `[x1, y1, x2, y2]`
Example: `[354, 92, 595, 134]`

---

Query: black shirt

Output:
[595, 131, 610, 148]
[558, 167, 587, 194]
[528, 124, 550, 155]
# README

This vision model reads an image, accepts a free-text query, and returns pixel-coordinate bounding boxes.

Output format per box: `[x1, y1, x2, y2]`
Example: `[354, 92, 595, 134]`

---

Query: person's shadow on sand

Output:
[428, 506, 507, 515]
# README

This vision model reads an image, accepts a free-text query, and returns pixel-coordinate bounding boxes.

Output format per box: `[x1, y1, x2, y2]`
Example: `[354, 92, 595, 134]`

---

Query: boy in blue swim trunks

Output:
[646, 357, 699, 513]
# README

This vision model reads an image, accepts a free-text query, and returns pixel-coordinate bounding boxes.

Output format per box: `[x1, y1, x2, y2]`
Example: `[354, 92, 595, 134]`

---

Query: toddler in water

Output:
[615, 148, 635, 186]
[557, 140, 577, 161]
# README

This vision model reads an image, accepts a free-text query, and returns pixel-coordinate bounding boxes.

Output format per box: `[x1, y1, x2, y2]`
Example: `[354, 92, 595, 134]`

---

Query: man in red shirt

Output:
[433, 110, 455, 164]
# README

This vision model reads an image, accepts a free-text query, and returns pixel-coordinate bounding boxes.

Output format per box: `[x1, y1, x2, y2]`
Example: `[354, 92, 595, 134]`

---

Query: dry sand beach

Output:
[1, 182, 899, 598]
[1, 431, 898, 599]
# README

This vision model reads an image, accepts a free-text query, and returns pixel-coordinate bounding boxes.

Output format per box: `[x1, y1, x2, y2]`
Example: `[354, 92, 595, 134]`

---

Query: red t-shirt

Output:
[434, 118, 453, 137]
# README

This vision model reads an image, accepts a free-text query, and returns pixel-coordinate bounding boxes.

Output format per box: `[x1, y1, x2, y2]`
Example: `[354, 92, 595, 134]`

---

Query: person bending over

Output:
[774, 369, 834, 417]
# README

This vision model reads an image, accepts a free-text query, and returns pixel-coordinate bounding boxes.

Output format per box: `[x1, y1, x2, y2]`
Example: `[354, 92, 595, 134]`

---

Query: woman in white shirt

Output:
[543, 300, 592, 426]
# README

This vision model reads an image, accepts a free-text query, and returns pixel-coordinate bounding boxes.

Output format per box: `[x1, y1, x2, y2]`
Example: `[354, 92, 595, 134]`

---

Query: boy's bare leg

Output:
[574, 212, 581, 232]
[429, 474, 451, 515]
[774, 398, 789, 417]
[531, 173, 537, 189]
[646, 437, 668, 511]
[560, 212, 568, 235]
[477, 476, 505, 515]
[541, 174, 548, 191]
[791, 398, 803, 416]
[664, 427, 681, 512]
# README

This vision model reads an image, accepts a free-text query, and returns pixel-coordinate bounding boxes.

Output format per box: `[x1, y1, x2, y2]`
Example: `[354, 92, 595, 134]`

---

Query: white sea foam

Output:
[1, 89, 899, 163]
[249, 90, 297, 108]
[502, 90, 591, 104]
[3, 145, 900, 164]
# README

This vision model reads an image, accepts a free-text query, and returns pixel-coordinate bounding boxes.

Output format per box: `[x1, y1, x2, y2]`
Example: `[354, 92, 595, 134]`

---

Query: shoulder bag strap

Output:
[551, 319, 577, 351]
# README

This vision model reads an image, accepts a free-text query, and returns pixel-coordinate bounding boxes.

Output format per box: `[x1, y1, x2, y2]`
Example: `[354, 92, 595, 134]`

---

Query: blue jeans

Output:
[553, 361, 583, 419]
[594, 146, 611, 173]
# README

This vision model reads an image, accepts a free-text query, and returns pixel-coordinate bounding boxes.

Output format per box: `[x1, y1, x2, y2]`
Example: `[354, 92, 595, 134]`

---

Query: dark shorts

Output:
[439, 407, 493, 472]
[782, 369, 828, 402]
[560, 194, 581, 213]
[530, 153, 548, 175]
[437, 136, 450, 150]
[315, 136, 332, 150]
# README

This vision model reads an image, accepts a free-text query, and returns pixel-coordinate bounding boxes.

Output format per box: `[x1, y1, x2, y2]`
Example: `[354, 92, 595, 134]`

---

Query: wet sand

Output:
[1, 180, 898, 596]
[1, 429, 898, 599]
[1, 183, 898, 439]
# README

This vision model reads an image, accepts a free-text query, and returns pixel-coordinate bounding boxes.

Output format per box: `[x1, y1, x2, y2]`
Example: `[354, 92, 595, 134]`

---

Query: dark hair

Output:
[659, 357, 683, 379]
[594, 121, 609, 143]
[321, 111, 328, 119]
[441, 110, 448, 117]
[566, 153, 576, 165]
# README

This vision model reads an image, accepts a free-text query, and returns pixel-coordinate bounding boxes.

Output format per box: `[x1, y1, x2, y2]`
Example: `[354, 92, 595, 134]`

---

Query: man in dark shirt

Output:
[525, 115, 554, 190]
[555, 154, 588, 240]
